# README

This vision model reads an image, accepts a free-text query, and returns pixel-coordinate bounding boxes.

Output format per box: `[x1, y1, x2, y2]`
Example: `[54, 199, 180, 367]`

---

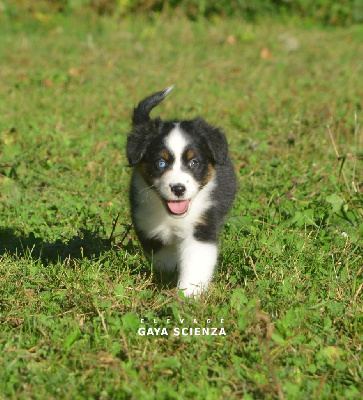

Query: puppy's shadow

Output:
[0, 226, 133, 264]
[0, 227, 179, 290]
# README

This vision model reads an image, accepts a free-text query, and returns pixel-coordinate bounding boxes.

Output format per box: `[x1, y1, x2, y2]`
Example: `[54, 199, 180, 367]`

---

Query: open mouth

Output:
[165, 199, 191, 216]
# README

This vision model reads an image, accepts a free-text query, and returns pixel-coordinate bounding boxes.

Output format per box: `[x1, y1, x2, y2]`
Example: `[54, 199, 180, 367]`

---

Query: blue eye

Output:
[157, 159, 167, 169]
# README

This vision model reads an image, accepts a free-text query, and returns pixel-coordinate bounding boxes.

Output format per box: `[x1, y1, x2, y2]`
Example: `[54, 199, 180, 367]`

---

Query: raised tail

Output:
[132, 86, 174, 126]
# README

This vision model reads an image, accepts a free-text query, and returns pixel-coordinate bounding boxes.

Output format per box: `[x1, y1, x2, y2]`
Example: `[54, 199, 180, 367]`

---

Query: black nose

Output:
[170, 183, 186, 197]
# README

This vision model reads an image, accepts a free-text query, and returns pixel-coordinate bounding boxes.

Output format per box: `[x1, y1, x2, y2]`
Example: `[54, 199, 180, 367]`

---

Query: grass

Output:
[0, 9, 362, 400]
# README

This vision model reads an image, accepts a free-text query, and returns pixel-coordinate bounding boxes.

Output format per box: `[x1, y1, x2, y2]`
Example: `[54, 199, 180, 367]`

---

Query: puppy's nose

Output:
[170, 183, 186, 197]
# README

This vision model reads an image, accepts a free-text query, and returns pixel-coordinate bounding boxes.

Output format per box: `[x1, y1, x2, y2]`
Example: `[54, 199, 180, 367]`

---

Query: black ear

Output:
[126, 127, 148, 167]
[126, 118, 162, 166]
[132, 86, 174, 126]
[194, 118, 229, 165]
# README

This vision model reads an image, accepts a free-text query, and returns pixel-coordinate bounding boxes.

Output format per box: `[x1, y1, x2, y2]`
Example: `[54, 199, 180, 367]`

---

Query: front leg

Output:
[152, 244, 178, 273]
[178, 239, 218, 297]
[137, 234, 177, 281]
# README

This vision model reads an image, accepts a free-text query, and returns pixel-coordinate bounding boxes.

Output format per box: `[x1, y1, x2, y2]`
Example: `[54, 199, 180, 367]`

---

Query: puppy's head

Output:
[127, 87, 229, 217]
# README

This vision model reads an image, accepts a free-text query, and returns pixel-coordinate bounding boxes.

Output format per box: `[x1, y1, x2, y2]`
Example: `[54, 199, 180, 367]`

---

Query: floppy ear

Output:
[194, 118, 229, 165]
[126, 127, 148, 167]
[126, 119, 162, 166]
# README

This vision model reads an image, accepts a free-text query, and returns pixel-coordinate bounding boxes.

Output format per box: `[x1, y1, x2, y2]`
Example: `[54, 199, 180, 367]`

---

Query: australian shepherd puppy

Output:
[126, 87, 237, 297]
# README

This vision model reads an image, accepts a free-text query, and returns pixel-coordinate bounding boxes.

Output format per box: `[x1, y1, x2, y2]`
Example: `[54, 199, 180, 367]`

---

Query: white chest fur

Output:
[132, 169, 216, 245]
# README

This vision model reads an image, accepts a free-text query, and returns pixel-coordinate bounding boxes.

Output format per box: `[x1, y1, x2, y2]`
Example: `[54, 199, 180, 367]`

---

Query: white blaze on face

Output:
[155, 125, 200, 205]
[165, 124, 186, 173]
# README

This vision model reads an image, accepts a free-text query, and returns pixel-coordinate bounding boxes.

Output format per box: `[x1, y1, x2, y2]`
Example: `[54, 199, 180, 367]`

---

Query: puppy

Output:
[126, 87, 236, 297]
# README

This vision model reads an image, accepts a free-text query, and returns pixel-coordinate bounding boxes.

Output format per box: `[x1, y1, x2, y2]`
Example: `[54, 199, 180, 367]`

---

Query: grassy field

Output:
[0, 9, 362, 400]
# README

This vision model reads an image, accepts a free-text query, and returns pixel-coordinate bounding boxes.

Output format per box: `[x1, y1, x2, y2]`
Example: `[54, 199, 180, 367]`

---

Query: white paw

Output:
[178, 283, 205, 298]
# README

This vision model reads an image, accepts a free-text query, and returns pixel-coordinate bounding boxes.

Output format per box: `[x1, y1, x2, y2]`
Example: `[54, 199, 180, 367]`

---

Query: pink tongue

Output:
[167, 200, 190, 214]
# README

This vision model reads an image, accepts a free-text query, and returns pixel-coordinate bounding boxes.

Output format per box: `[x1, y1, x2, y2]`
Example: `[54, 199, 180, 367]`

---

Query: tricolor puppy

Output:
[126, 87, 236, 297]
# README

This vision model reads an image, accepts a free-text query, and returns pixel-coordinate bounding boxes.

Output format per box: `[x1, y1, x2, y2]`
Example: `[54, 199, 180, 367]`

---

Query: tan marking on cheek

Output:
[161, 150, 170, 160]
[186, 149, 195, 161]
[202, 163, 215, 185]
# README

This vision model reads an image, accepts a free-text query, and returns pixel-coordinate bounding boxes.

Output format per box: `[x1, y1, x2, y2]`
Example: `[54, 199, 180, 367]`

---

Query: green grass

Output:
[0, 11, 362, 400]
